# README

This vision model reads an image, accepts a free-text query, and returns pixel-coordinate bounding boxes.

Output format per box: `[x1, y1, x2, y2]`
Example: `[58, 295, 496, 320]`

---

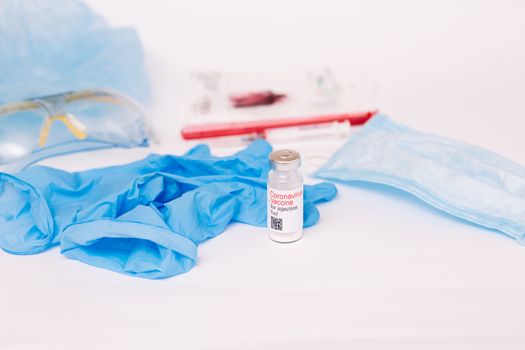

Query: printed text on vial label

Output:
[268, 188, 303, 233]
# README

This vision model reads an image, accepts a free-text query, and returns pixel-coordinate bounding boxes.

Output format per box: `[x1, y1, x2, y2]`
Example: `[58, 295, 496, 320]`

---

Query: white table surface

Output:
[2, 1, 525, 349]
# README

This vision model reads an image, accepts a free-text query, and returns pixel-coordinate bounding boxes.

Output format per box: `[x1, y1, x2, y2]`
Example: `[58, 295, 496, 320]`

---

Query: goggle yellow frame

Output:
[0, 90, 144, 148]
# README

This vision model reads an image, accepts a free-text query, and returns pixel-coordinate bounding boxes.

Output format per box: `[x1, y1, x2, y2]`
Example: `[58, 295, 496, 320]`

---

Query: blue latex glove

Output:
[0, 140, 337, 279]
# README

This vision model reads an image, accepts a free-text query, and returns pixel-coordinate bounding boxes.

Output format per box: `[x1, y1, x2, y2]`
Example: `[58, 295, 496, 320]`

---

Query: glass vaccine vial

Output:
[267, 149, 304, 243]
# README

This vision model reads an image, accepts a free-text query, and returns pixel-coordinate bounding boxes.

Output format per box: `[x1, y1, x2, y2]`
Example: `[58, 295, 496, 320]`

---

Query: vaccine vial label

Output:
[267, 186, 304, 233]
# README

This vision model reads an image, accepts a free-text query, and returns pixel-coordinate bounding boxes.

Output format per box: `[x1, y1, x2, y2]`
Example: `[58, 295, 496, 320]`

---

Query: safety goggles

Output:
[0, 89, 150, 172]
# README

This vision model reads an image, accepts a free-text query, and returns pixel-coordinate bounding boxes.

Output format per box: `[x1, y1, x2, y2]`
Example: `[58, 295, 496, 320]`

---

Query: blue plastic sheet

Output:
[0, 0, 150, 104]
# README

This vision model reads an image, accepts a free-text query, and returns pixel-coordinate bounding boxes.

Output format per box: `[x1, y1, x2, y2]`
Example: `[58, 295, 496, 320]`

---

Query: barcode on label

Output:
[271, 216, 283, 231]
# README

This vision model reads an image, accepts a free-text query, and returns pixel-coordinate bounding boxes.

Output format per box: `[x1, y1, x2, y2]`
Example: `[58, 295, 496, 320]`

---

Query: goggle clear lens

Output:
[0, 104, 47, 164]
[0, 91, 146, 166]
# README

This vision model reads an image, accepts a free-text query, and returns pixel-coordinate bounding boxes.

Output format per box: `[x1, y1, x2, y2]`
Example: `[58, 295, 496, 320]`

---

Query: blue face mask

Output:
[315, 115, 525, 243]
[0, 140, 337, 279]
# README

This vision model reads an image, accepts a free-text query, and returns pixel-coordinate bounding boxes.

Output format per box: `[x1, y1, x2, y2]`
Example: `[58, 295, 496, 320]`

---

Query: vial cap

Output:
[269, 149, 301, 171]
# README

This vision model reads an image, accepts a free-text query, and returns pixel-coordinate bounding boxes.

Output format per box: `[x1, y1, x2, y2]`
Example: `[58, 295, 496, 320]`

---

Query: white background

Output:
[2, 1, 525, 349]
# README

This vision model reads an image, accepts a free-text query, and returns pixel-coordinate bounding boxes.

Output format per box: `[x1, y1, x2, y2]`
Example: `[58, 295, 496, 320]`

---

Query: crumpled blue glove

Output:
[0, 140, 337, 279]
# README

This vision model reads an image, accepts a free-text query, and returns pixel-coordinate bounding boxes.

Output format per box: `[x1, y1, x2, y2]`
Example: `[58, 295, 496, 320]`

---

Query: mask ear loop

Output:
[305, 119, 352, 168]
[306, 154, 331, 168]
